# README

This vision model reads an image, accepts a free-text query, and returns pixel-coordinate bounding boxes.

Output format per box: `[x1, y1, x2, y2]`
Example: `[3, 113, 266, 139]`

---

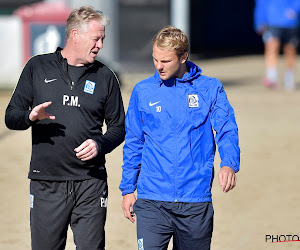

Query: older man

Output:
[6, 6, 125, 250]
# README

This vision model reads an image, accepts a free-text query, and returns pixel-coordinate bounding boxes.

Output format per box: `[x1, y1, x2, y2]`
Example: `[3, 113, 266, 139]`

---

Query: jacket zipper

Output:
[70, 81, 74, 90]
[68, 65, 91, 91]
[174, 79, 178, 202]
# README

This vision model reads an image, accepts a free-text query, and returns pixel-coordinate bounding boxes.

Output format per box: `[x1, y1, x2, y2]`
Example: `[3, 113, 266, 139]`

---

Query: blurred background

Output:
[0, 0, 262, 88]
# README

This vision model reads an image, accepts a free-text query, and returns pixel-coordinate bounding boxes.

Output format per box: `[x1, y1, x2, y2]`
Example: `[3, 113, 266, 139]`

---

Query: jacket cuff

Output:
[122, 190, 135, 196]
[220, 157, 240, 173]
[25, 110, 38, 126]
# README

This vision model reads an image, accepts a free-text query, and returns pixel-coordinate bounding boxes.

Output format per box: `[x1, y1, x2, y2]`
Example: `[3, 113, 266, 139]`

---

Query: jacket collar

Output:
[54, 47, 94, 70]
[155, 61, 202, 86]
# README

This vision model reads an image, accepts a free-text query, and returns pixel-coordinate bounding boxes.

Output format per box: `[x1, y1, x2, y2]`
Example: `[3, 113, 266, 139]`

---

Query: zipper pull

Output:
[71, 81, 74, 90]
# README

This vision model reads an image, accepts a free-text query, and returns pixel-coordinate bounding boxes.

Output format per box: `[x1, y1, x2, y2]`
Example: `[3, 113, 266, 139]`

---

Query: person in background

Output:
[5, 6, 125, 250]
[254, 0, 300, 91]
[120, 26, 240, 250]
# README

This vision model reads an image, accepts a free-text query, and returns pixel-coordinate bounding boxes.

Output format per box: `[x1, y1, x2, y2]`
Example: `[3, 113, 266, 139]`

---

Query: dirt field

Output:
[1, 55, 300, 250]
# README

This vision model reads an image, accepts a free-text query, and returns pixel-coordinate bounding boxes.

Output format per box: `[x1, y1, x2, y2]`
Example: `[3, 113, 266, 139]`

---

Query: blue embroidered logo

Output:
[84, 80, 96, 94]
[30, 194, 34, 208]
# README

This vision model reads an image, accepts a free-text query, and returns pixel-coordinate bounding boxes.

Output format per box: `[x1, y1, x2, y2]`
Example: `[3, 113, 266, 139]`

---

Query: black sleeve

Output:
[5, 60, 35, 130]
[95, 73, 125, 154]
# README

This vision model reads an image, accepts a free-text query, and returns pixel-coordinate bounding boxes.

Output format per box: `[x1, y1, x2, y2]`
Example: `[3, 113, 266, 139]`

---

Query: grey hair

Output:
[66, 6, 110, 38]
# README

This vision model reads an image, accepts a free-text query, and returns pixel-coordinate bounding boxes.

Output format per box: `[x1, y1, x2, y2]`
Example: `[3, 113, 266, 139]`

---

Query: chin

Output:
[88, 58, 96, 64]
[159, 74, 169, 80]
[87, 55, 97, 63]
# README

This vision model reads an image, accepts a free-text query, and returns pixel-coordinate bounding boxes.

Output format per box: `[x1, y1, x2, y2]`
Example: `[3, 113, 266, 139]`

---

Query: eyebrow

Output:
[152, 56, 171, 63]
[92, 35, 106, 40]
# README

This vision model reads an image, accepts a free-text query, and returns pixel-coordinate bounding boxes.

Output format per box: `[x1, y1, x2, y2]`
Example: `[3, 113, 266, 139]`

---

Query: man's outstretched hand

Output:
[29, 101, 55, 121]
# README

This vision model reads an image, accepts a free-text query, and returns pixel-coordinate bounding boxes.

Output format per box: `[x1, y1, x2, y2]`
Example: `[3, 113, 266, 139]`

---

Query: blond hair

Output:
[152, 26, 189, 57]
[66, 6, 110, 38]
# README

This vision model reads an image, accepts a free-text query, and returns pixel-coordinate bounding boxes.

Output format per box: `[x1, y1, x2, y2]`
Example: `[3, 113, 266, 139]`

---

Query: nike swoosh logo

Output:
[44, 78, 57, 83]
[149, 101, 161, 106]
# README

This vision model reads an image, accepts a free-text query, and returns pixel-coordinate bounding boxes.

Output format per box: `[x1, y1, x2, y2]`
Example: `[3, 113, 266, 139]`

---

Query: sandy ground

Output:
[1, 55, 300, 250]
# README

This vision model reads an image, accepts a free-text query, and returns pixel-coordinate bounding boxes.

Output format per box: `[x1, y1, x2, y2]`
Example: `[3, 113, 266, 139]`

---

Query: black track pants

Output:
[30, 178, 108, 250]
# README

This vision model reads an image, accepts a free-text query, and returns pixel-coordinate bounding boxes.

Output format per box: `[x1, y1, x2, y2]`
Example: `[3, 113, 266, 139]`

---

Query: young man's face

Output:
[152, 43, 187, 80]
[76, 20, 106, 65]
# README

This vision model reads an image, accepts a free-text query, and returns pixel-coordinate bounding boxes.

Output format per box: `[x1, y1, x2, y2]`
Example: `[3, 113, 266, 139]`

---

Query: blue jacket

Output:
[254, 0, 300, 31]
[119, 61, 240, 202]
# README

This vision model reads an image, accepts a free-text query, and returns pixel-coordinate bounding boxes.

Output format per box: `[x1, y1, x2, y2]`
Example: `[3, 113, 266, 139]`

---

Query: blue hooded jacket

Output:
[119, 61, 240, 202]
[254, 0, 300, 31]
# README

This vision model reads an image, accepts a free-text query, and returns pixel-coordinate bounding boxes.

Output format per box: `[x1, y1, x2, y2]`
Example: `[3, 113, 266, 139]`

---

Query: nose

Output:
[96, 39, 103, 49]
[156, 61, 163, 70]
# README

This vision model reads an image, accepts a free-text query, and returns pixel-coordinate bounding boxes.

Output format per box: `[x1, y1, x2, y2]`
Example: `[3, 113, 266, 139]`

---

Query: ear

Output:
[71, 29, 79, 40]
[181, 52, 188, 63]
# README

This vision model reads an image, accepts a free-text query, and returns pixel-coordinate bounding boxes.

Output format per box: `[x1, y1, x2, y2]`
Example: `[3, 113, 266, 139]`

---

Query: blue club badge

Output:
[84, 80, 96, 94]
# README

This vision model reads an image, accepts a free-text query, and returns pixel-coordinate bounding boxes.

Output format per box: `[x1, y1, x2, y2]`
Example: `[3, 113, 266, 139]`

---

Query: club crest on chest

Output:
[188, 94, 199, 108]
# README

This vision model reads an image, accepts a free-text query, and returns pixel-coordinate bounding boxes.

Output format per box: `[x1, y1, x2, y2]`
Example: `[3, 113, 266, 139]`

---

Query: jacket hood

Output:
[154, 61, 202, 84]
